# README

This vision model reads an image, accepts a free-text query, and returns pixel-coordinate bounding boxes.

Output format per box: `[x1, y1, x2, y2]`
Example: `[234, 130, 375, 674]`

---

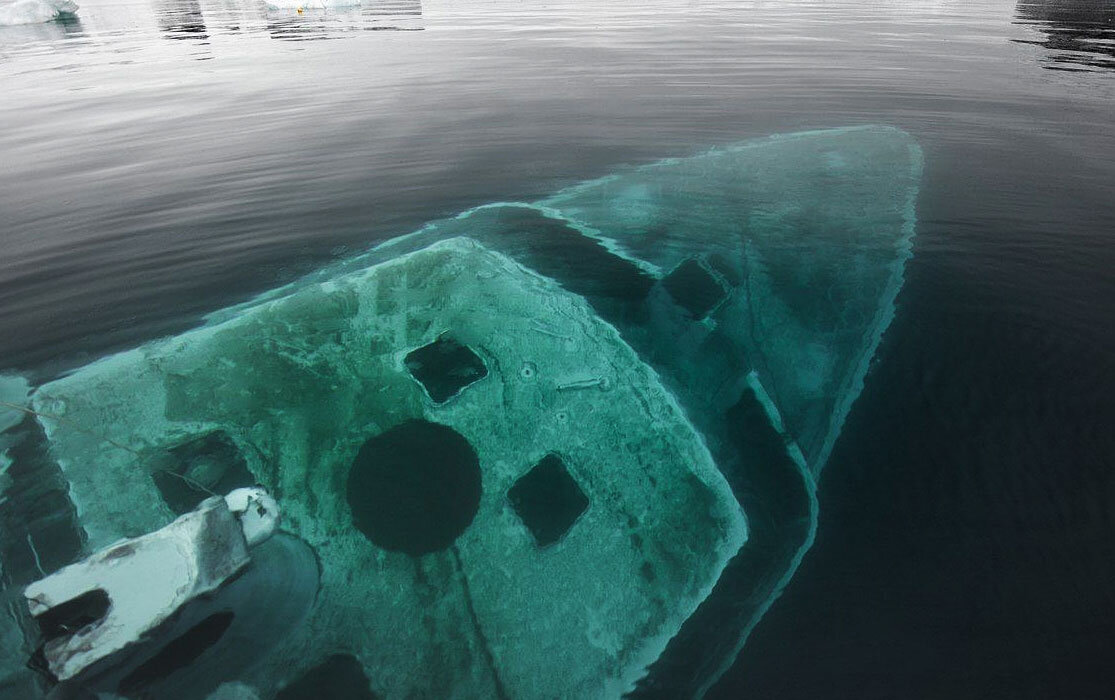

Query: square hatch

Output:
[508, 455, 589, 547]
[405, 336, 488, 403]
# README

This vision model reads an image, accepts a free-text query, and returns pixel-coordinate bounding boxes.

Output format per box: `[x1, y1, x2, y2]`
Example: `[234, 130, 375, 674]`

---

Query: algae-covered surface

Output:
[1, 126, 920, 698]
[29, 238, 747, 698]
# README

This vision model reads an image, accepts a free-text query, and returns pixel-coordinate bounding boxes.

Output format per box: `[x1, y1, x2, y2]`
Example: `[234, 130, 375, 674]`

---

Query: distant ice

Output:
[265, 0, 361, 9]
[0, 0, 77, 25]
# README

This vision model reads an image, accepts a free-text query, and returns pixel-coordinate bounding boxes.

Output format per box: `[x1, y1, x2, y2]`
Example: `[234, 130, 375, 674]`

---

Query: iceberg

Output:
[2, 125, 921, 698]
[0, 0, 77, 26]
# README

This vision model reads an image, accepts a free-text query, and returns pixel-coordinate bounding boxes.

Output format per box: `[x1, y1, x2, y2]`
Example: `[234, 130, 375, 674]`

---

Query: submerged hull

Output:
[0, 125, 921, 699]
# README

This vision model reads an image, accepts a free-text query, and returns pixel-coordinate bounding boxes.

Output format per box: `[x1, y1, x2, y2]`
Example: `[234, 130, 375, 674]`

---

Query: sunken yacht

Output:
[0, 125, 921, 699]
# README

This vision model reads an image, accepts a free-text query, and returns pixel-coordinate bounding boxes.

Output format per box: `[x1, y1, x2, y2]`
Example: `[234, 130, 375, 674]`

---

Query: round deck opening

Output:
[347, 420, 482, 556]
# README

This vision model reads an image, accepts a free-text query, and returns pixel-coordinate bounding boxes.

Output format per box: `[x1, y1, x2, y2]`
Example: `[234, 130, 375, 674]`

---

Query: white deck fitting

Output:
[24, 497, 250, 681]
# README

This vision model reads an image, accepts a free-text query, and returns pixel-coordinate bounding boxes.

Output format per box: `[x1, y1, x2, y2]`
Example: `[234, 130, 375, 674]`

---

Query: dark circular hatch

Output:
[347, 420, 482, 556]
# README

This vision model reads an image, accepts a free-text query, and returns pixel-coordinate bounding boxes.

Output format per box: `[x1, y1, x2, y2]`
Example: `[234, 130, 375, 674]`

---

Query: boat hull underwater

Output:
[0, 125, 921, 699]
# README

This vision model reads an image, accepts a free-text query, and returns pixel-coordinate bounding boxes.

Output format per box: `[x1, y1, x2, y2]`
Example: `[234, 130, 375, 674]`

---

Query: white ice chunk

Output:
[0, 0, 77, 26]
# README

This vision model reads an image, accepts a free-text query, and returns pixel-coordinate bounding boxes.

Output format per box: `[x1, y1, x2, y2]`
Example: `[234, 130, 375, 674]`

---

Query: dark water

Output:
[1, 0, 1113, 698]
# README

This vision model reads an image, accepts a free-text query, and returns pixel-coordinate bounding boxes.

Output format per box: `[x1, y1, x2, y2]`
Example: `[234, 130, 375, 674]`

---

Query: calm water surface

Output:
[1, 0, 1113, 698]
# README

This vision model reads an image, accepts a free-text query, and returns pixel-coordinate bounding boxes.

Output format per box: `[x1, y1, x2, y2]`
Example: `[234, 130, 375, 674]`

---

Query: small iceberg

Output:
[0, 0, 77, 26]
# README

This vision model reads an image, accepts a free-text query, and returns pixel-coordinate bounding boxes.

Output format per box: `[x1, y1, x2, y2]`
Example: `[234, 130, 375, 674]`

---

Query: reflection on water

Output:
[1, 0, 422, 55]
[158, 0, 208, 41]
[267, 1, 423, 42]
[156, 0, 211, 60]
[1014, 0, 1115, 71]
